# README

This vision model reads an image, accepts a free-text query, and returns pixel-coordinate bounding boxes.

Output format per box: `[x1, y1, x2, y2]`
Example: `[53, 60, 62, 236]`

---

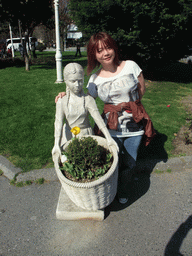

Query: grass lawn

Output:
[0, 51, 192, 171]
[0, 51, 88, 171]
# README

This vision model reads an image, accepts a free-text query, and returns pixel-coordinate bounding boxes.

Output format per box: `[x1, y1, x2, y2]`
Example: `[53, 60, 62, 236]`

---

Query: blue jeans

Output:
[113, 135, 143, 197]
[113, 135, 143, 170]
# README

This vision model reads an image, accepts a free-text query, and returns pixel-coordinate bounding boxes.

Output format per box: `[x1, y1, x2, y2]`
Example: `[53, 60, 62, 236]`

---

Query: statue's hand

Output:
[107, 138, 119, 153]
[55, 92, 66, 103]
[52, 145, 62, 158]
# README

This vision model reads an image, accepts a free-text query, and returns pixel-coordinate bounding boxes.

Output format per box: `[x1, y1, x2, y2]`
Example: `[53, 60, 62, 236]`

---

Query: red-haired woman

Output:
[55, 32, 155, 204]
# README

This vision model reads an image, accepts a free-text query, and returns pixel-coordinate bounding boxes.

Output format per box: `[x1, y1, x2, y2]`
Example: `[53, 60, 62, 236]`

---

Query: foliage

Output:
[69, 0, 192, 61]
[60, 137, 112, 181]
[58, 0, 72, 51]
[10, 178, 44, 186]
[0, 58, 25, 69]
[36, 43, 46, 52]
[0, 0, 53, 36]
[35, 178, 45, 184]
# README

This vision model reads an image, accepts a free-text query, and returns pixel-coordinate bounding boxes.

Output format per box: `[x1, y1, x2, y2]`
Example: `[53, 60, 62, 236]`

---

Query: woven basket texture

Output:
[53, 135, 118, 210]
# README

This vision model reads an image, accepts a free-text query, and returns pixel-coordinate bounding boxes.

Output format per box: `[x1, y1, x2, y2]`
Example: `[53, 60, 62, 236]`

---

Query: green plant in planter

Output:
[60, 127, 113, 182]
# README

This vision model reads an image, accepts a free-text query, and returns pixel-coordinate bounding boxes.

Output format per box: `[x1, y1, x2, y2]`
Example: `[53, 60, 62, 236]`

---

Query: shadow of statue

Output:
[105, 171, 151, 217]
[164, 215, 192, 256]
[136, 129, 168, 176]
[105, 129, 168, 217]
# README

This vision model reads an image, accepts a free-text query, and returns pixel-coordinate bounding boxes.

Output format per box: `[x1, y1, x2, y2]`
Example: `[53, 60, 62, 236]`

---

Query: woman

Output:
[52, 62, 118, 159]
[56, 32, 155, 204]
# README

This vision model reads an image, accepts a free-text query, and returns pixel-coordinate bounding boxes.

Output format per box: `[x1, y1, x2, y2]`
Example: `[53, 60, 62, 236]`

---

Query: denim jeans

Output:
[113, 135, 143, 197]
[113, 135, 143, 169]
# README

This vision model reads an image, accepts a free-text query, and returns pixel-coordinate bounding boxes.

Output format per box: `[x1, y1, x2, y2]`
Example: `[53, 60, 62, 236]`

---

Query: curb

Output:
[0, 155, 22, 180]
[136, 155, 192, 173]
[0, 155, 58, 182]
[1, 155, 192, 183]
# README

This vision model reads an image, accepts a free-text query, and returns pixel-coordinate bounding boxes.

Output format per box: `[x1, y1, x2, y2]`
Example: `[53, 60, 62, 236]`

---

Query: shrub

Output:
[36, 43, 46, 52]
[60, 137, 112, 182]
[0, 58, 25, 69]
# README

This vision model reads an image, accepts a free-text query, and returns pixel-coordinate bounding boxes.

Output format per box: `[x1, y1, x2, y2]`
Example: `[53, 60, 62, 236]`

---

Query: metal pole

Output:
[18, 20, 22, 43]
[54, 0, 64, 83]
[9, 24, 15, 58]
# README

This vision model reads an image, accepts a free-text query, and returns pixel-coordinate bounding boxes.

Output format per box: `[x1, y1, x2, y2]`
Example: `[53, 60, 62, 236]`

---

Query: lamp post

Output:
[54, 0, 64, 83]
[9, 24, 15, 58]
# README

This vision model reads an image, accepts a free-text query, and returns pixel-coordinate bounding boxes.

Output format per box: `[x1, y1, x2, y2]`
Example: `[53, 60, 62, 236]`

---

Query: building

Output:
[67, 24, 82, 40]
[67, 24, 82, 47]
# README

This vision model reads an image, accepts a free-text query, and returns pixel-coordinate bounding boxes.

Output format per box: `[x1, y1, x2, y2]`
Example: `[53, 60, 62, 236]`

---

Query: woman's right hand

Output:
[55, 92, 66, 103]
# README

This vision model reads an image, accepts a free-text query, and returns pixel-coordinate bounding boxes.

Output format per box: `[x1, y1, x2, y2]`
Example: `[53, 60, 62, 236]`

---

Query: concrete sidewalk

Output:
[1, 154, 192, 183]
[1, 156, 192, 255]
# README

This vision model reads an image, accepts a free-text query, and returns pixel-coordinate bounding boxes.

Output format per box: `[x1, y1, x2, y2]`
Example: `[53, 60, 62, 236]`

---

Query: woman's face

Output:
[66, 73, 84, 95]
[95, 41, 115, 67]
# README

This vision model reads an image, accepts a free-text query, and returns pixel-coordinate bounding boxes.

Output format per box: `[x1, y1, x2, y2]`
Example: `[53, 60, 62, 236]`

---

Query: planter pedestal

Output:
[56, 187, 104, 221]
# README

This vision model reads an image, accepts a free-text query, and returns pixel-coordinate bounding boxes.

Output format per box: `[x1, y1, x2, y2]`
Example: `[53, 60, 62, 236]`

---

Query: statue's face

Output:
[66, 72, 84, 95]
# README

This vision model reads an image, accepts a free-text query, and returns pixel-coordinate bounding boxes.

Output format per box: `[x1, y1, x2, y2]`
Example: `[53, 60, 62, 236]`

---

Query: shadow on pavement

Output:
[105, 129, 168, 218]
[105, 172, 151, 217]
[164, 215, 192, 255]
[137, 129, 168, 162]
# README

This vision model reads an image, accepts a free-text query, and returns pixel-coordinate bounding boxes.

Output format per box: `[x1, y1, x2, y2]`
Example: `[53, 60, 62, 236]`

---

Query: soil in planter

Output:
[59, 148, 113, 183]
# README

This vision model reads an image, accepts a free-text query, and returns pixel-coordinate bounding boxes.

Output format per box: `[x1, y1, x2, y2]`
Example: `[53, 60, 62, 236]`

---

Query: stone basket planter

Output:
[53, 135, 119, 211]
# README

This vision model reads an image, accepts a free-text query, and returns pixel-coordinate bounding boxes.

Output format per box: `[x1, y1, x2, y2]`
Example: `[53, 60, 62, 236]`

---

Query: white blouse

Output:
[87, 60, 144, 137]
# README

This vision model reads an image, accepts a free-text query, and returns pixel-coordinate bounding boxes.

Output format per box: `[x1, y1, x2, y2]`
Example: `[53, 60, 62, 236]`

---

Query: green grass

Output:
[139, 81, 192, 159]
[154, 168, 172, 174]
[1, 51, 192, 171]
[0, 51, 88, 171]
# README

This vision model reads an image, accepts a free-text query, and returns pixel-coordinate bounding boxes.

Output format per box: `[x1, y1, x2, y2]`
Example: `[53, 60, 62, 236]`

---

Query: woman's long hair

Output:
[87, 32, 120, 75]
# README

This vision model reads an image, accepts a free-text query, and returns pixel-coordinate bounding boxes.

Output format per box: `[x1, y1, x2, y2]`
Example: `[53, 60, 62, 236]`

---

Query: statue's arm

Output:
[52, 99, 65, 158]
[86, 96, 119, 152]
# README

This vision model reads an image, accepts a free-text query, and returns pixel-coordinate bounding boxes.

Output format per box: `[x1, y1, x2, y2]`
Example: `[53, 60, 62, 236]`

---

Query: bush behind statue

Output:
[36, 43, 46, 52]
[60, 137, 113, 182]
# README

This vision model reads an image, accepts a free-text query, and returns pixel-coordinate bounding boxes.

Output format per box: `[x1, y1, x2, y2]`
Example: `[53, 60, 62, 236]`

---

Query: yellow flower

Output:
[71, 126, 81, 136]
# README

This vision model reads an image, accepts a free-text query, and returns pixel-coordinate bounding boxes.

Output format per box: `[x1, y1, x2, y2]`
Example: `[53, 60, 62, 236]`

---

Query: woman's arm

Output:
[55, 92, 66, 103]
[137, 72, 146, 100]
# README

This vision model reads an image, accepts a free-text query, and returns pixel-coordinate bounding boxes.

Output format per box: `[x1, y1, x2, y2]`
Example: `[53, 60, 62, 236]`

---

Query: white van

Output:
[6, 37, 37, 51]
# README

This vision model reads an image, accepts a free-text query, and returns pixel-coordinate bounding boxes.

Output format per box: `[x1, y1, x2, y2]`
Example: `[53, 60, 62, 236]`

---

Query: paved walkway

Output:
[1, 155, 192, 255]
[1, 154, 192, 183]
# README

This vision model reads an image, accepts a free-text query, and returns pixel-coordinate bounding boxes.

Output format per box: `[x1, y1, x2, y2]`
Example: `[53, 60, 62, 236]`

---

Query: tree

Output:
[58, 0, 72, 51]
[69, 0, 192, 61]
[34, 0, 72, 51]
[1, 0, 53, 36]
[0, 0, 53, 70]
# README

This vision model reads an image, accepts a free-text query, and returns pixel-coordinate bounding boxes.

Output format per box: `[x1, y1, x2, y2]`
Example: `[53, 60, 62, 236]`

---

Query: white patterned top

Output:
[87, 60, 145, 137]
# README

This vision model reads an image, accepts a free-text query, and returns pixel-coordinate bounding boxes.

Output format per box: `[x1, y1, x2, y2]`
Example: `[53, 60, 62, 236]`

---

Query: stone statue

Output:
[52, 62, 118, 158]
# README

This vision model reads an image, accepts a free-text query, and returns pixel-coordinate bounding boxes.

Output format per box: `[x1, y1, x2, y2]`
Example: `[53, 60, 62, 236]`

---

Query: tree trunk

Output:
[25, 54, 30, 71]
[60, 35, 64, 52]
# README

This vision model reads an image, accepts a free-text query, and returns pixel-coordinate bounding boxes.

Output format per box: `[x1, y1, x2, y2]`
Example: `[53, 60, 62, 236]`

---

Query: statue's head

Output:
[64, 63, 84, 96]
